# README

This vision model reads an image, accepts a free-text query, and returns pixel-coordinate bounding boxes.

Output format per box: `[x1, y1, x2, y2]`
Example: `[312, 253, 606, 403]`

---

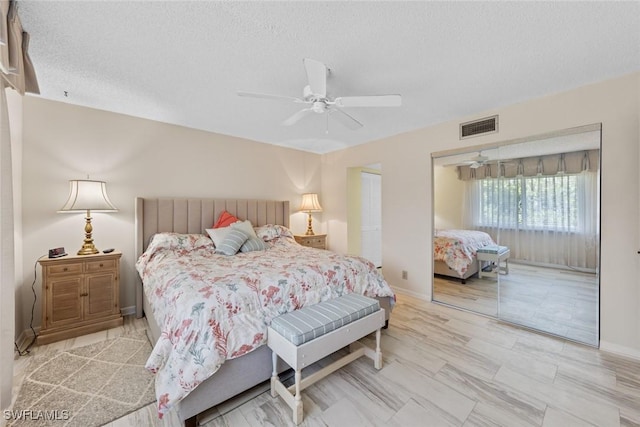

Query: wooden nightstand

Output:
[294, 234, 327, 250]
[37, 251, 123, 345]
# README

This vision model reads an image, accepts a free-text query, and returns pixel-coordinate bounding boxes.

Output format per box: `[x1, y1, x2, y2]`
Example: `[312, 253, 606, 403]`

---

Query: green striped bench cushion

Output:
[270, 293, 380, 346]
[476, 245, 509, 254]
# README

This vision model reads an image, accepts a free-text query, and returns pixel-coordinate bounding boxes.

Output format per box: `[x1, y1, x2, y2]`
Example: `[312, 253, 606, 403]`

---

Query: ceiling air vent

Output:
[460, 115, 498, 139]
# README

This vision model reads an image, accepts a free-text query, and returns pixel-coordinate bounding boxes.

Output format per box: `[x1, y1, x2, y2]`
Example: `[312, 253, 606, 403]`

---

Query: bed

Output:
[134, 197, 395, 426]
[433, 229, 496, 283]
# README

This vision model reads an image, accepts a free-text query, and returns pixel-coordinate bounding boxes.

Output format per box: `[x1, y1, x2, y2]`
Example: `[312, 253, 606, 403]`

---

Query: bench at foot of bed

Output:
[267, 293, 385, 425]
[477, 245, 510, 279]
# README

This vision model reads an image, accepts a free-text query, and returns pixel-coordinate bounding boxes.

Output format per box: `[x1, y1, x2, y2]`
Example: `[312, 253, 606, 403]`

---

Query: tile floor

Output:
[13, 293, 640, 427]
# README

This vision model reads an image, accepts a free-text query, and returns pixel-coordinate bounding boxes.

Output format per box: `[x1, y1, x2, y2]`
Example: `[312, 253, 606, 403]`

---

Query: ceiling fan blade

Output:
[303, 58, 327, 97]
[329, 108, 363, 130]
[444, 161, 474, 167]
[334, 94, 402, 108]
[237, 91, 304, 103]
[282, 108, 313, 126]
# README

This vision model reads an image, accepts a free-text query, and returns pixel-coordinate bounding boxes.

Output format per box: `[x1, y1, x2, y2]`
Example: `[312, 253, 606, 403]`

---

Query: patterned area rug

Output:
[9, 330, 155, 427]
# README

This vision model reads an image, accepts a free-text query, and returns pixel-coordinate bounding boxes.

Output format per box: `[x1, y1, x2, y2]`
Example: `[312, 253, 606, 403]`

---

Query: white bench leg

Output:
[270, 350, 278, 398]
[374, 328, 383, 370]
[293, 369, 303, 425]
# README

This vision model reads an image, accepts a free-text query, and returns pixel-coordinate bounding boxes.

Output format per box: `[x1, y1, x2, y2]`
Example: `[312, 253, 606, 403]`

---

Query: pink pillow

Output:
[213, 210, 239, 229]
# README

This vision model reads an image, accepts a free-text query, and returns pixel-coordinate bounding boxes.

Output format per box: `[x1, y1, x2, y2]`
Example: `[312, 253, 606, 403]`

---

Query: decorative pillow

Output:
[240, 237, 268, 253]
[231, 220, 258, 239]
[148, 233, 213, 252]
[213, 210, 239, 229]
[215, 229, 249, 256]
[254, 224, 293, 241]
[206, 227, 233, 247]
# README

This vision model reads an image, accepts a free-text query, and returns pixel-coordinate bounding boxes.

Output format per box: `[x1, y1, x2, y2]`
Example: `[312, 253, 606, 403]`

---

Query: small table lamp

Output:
[299, 193, 322, 236]
[58, 180, 118, 255]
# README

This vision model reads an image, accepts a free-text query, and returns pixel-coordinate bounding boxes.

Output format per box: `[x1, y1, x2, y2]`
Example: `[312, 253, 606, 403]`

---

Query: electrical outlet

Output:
[402, 270, 408, 280]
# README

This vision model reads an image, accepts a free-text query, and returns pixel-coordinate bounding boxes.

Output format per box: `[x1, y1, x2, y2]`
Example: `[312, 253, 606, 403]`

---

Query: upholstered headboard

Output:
[134, 197, 290, 317]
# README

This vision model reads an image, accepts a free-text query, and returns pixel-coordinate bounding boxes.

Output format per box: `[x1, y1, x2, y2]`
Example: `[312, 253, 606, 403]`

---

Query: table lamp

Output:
[299, 193, 322, 236]
[58, 179, 118, 255]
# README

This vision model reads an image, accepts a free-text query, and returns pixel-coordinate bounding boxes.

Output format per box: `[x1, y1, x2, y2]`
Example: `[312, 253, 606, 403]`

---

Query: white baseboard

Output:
[599, 340, 640, 361]
[120, 305, 136, 316]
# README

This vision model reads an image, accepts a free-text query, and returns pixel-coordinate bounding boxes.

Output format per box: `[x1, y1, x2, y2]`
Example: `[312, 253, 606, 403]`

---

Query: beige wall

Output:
[433, 165, 464, 230]
[322, 72, 640, 356]
[19, 98, 322, 331]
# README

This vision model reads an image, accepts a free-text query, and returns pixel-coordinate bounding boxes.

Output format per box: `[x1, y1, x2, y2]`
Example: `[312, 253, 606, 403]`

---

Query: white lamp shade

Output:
[299, 193, 322, 212]
[58, 180, 118, 212]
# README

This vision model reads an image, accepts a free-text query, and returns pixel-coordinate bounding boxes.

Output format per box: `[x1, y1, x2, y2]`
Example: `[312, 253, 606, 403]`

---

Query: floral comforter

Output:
[135, 225, 395, 418]
[433, 229, 496, 275]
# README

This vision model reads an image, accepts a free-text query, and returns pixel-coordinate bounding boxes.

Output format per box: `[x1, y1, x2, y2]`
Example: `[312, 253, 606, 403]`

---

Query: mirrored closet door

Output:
[432, 126, 600, 346]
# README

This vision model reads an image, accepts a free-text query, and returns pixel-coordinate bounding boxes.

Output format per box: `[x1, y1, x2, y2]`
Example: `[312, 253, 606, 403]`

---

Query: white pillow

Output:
[231, 220, 258, 239]
[206, 226, 234, 247]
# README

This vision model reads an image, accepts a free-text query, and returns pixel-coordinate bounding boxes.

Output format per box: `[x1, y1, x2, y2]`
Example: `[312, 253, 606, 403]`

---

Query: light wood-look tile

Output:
[434, 262, 598, 346]
[13, 294, 640, 427]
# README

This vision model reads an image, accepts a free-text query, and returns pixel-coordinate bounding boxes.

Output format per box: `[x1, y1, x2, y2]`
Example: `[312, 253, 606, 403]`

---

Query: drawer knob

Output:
[63, 267, 68, 272]
[99, 263, 104, 267]
[80, 292, 88, 297]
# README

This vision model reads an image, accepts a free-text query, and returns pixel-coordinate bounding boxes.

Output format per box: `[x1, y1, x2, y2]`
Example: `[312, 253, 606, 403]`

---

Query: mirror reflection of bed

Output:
[432, 125, 600, 347]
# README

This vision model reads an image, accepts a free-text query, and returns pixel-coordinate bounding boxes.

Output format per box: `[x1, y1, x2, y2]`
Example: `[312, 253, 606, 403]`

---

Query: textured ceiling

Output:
[18, 1, 640, 154]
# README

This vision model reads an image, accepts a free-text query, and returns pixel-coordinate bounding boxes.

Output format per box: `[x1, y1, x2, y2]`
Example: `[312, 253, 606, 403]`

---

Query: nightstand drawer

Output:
[301, 238, 324, 247]
[85, 259, 117, 272]
[294, 234, 327, 250]
[47, 263, 83, 276]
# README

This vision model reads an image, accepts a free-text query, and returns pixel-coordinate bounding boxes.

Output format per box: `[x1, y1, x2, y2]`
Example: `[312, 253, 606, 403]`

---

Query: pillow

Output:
[255, 224, 294, 241]
[213, 210, 239, 229]
[231, 220, 258, 239]
[240, 237, 268, 253]
[206, 227, 232, 247]
[148, 233, 213, 252]
[215, 229, 249, 256]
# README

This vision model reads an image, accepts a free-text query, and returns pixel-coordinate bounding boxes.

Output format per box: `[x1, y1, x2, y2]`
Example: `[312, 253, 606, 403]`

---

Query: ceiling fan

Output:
[466, 153, 491, 169]
[448, 152, 514, 169]
[237, 58, 402, 130]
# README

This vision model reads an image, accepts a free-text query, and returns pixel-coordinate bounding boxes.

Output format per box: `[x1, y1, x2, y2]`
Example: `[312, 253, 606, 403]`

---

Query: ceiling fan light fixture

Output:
[312, 101, 327, 113]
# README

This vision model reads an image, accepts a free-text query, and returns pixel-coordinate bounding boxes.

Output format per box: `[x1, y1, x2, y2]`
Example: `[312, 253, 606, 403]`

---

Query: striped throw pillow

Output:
[215, 229, 249, 256]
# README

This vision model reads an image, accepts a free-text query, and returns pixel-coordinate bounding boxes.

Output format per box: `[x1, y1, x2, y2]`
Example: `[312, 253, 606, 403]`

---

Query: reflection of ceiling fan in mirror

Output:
[448, 152, 514, 169]
[461, 153, 490, 169]
[237, 58, 402, 130]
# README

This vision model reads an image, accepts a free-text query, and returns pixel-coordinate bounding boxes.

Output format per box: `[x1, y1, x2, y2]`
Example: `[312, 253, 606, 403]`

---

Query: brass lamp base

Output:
[305, 212, 315, 236]
[77, 243, 99, 256]
[77, 211, 99, 255]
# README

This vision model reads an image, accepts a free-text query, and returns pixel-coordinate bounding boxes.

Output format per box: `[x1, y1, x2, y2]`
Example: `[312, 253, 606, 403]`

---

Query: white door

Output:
[361, 172, 382, 267]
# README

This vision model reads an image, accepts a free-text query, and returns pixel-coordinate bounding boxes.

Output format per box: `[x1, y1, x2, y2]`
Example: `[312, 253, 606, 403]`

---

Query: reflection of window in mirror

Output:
[432, 125, 601, 347]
